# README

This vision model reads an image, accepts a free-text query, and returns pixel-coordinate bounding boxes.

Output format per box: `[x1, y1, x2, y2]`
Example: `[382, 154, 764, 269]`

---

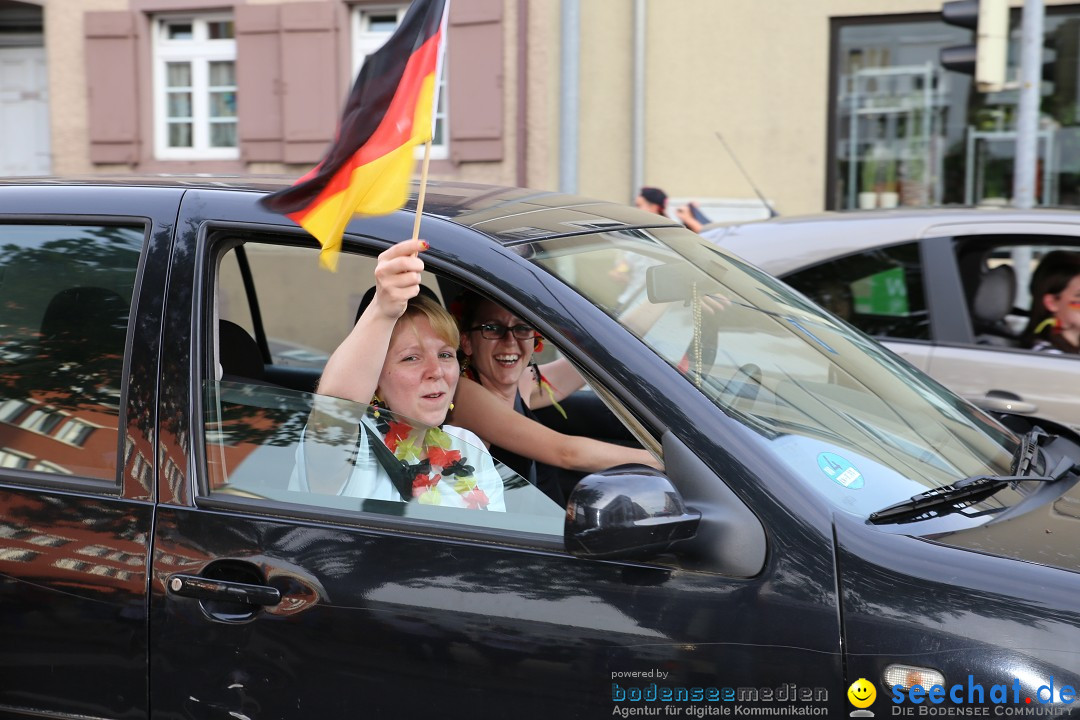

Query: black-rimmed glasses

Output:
[468, 323, 538, 340]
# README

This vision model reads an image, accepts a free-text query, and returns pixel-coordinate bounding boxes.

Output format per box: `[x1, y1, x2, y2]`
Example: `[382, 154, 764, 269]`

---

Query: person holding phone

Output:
[676, 201, 711, 233]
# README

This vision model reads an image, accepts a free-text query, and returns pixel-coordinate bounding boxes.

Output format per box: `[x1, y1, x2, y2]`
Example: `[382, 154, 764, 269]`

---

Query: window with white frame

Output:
[55, 418, 95, 447]
[153, 14, 238, 160]
[0, 448, 33, 469]
[20, 406, 64, 435]
[351, 4, 448, 160]
[0, 399, 28, 424]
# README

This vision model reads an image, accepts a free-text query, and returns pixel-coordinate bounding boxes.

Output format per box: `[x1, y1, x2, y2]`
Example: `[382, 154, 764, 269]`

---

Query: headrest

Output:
[40, 287, 128, 360]
[972, 264, 1016, 325]
[219, 320, 264, 380]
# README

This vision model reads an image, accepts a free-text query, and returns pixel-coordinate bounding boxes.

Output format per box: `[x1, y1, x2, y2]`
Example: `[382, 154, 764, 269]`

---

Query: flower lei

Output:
[367, 404, 490, 509]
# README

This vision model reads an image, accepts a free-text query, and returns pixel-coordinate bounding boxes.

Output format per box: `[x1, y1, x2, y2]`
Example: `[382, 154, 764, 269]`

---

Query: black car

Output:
[1, 177, 1078, 720]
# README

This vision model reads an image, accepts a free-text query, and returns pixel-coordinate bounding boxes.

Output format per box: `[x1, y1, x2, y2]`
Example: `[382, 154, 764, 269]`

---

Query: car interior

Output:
[966, 262, 1019, 346]
[202, 236, 646, 515]
[954, 237, 1072, 348]
[782, 243, 932, 341]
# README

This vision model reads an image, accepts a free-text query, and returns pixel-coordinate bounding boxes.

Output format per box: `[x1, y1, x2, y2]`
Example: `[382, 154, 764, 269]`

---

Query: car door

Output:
[0, 185, 178, 719]
[146, 190, 846, 719]
[930, 346, 1080, 432]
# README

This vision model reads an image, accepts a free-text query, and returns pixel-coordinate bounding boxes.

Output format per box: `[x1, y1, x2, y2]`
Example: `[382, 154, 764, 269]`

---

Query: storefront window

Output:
[830, 8, 1080, 210]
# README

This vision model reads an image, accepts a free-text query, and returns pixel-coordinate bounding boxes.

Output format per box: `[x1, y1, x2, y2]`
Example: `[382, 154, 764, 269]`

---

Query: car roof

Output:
[704, 206, 1080, 274]
[0, 175, 678, 246]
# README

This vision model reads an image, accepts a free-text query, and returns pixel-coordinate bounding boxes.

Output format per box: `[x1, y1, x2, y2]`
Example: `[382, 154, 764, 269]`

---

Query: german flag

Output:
[261, 0, 449, 270]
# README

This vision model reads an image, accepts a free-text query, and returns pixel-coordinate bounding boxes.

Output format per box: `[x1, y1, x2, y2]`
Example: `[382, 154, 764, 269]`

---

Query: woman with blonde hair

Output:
[313, 239, 660, 507]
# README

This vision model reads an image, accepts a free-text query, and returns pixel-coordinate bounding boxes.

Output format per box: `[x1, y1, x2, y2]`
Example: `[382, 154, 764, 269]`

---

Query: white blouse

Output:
[291, 422, 506, 512]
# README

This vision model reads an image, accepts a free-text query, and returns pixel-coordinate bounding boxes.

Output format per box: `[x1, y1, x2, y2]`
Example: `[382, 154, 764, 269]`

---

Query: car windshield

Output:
[526, 227, 1021, 520]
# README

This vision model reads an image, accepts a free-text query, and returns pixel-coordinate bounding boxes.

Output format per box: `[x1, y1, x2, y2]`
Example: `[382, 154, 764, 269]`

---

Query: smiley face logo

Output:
[847, 678, 877, 708]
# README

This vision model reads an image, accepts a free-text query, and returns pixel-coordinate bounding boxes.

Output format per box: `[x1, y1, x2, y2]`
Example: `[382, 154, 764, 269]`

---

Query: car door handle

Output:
[167, 573, 281, 607]
[964, 392, 1038, 415]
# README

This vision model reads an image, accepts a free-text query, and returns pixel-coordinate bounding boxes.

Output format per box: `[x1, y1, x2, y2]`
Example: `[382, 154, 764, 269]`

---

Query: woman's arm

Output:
[317, 239, 427, 403]
[452, 377, 662, 472]
[521, 356, 586, 409]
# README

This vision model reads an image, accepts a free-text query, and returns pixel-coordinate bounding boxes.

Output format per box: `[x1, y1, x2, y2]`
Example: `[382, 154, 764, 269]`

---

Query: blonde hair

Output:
[400, 293, 459, 348]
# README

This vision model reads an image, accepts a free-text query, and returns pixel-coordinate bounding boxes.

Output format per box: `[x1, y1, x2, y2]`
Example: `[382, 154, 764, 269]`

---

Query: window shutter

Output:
[84, 12, 139, 165]
[448, 0, 504, 163]
[236, 5, 283, 162]
[280, 2, 339, 164]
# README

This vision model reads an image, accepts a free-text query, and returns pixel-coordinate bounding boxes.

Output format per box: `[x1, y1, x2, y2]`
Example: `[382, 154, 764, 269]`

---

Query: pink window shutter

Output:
[237, 5, 284, 163]
[448, 0, 504, 163]
[85, 11, 140, 165]
[280, 1, 339, 165]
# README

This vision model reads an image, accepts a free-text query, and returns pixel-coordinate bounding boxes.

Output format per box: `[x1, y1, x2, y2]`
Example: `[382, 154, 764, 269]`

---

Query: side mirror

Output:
[564, 464, 701, 560]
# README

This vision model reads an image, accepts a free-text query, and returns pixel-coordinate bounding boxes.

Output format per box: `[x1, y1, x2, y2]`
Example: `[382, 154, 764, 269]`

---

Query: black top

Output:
[489, 391, 566, 506]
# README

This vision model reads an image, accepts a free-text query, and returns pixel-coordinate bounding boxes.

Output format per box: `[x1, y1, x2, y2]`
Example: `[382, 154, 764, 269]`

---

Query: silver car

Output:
[703, 208, 1080, 432]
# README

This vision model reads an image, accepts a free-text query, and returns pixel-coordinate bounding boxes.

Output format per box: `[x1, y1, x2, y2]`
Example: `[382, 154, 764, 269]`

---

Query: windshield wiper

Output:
[869, 428, 1074, 525]
[1012, 427, 1047, 477]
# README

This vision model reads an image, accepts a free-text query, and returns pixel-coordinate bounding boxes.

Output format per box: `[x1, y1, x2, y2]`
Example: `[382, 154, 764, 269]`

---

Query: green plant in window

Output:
[883, 157, 898, 192]
[984, 158, 1008, 200]
[903, 139, 925, 182]
[861, 153, 879, 194]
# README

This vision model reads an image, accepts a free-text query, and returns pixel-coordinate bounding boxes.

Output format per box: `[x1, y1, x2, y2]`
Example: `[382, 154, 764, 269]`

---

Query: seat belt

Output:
[359, 420, 414, 502]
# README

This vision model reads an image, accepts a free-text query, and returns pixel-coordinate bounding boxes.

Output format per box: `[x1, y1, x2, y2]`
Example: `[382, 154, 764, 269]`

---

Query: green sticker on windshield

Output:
[817, 452, 864, 489]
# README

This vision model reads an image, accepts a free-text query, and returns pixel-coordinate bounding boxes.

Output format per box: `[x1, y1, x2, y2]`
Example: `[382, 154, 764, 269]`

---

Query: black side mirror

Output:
[564, 464, 701, 560]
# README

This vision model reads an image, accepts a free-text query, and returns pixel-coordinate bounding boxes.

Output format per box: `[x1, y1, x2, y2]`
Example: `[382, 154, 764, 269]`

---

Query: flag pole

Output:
[411, 139, 433, 245]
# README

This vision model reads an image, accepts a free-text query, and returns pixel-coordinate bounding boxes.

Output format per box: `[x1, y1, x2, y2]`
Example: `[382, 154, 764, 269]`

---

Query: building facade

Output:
[3, 0, 1080, 218]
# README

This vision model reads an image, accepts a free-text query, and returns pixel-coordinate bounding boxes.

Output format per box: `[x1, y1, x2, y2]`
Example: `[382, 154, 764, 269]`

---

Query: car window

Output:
[217, 244, 441, 369]
[782, 242, 929, 340]
[527, 228, 1020, 526]
[0, 224, 143, 483]
[202, 238, 565, 536]
[203, 381, 564, 533]
[957, 242, 1080, 343]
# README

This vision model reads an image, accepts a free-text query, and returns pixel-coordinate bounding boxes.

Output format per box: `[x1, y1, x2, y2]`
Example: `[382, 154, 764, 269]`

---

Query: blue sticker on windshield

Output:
[817, 452, 863, 489]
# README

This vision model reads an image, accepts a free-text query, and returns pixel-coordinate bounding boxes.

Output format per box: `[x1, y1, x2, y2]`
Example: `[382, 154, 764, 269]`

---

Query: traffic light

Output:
[940, 0, 1009, 91]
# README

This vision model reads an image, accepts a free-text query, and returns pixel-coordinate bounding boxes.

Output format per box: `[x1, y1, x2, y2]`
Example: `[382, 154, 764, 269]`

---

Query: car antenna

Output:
[715, 131, 778, 219]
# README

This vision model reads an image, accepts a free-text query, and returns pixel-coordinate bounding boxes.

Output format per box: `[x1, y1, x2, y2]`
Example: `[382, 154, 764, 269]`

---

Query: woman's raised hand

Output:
[372, 239, 429, 320]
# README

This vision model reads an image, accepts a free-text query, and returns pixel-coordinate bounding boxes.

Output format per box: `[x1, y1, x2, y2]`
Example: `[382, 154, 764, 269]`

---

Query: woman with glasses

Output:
[319, 240, 660, 507]
[456, 294, 587, 503]
[459, 295, 584, 415]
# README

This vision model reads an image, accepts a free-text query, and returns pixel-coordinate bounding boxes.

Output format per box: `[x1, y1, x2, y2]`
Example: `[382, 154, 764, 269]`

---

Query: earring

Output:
[460, 356, 471, 376]
[371, 394, 383, 418]
[449, 401, 455, 411]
